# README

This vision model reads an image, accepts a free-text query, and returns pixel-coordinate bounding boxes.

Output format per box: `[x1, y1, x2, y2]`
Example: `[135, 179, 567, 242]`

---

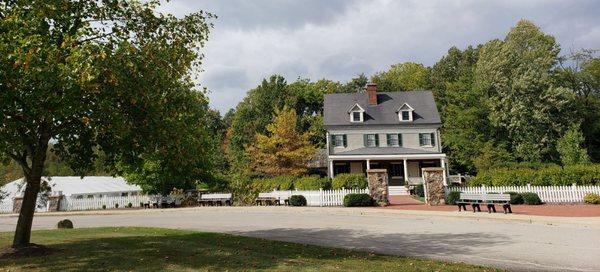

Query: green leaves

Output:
[0, 0, 214, 190]
[474, 20, 575, 163]
[557, 124, 591, 166]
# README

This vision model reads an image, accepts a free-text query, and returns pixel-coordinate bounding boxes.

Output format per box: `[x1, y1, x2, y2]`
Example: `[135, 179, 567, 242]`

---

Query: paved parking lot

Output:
[1, 207, 599, 271]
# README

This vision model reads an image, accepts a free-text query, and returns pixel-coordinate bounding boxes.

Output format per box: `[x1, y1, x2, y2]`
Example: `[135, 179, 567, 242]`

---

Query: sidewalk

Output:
[387, 195, 600, 217]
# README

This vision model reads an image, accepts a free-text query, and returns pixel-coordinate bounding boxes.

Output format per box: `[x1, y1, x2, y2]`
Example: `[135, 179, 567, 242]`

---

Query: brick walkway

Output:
[386, 195, 600, 217]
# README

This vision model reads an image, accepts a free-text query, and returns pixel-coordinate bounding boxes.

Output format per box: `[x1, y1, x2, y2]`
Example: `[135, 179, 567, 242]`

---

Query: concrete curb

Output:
[2, 206, 599, 229]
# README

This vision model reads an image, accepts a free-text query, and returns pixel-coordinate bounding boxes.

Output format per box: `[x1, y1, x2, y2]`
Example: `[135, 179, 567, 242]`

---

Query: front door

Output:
[388, 162, 404, 186]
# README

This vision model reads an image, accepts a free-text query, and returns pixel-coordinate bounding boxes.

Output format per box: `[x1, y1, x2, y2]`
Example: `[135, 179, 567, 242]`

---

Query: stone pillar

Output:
[366, 169, 389, 206]
[47, 195, 63, 212]
[12, 197, 23, 213]
[422, 167, 446, 205]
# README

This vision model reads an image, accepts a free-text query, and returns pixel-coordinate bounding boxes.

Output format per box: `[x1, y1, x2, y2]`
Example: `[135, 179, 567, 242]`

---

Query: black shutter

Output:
[363, 134, 367, 147]
[375, 134, 379, 147]
[386, 134, 391, 146]
[430, 133, 436, 146]
[419, 133, 424, 146]
[331, 134, 336, 147]
[343, 135, 347, 147]
[398, 134, 403, 147]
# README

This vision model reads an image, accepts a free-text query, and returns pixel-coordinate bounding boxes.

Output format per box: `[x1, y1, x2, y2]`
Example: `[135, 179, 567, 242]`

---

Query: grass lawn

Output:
[0, 227, 499, 272]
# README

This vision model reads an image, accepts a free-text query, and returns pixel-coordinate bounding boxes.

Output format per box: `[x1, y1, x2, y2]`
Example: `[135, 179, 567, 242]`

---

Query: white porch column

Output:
[440, 158, 447, 186]
[403, 158, 408, 184]
[328, 160, 334, 178]
[366, 159, 371, 170]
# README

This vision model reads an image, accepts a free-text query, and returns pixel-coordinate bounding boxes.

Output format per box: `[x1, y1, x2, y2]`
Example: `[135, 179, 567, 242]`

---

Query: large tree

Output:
[555, 50, 600, 161]
[0, 0, 213, 247]
[246, 107, 315, 177]
[475, 20, 576, 162]
[227, 75, 289, 166]
[371, 62, 429, 92]
[428, 46, 494, 174]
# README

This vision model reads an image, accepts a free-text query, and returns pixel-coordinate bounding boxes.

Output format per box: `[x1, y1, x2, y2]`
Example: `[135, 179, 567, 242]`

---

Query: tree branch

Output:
[77, 31, 117, 44]
[9, 152, 31, 176]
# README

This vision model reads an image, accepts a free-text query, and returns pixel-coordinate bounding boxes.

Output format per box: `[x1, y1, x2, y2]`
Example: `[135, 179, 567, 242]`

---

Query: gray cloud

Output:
[160, 0, 600, 113]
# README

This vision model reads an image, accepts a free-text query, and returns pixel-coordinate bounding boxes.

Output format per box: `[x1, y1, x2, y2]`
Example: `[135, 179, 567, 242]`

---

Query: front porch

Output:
[327, 155, 448, 195]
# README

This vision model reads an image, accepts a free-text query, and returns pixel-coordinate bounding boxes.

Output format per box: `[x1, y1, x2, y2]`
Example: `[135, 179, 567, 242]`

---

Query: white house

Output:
[0, 176, 142, 213]
[324, 83, 448, 196]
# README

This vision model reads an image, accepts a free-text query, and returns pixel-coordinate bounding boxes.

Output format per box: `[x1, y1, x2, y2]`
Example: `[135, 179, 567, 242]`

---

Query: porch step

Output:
[388, 186, 409, 196]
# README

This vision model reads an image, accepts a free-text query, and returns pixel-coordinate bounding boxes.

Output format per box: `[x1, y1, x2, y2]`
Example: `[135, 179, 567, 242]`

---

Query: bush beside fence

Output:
[446, 185, 600, 203]
[470, 164, 600, 186]
[262, 188, 369, 206]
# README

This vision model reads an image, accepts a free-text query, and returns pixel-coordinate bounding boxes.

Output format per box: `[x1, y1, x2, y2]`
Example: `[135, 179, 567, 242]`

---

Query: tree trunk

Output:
[12, 146, 47, 248]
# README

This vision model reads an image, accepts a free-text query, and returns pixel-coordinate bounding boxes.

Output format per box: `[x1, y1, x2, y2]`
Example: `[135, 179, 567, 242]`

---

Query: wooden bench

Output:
[456, 193, 512, 214]
[256, 192, 291, 205]
[256, 193, 279, 205]
[199, 193, 232, 206]
[144, 196, 161, 209]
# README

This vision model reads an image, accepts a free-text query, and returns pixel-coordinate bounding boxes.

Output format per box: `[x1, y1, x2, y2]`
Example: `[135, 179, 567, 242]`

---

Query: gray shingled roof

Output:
[324, 91, 441, 126]
[335, 147, 442, 155]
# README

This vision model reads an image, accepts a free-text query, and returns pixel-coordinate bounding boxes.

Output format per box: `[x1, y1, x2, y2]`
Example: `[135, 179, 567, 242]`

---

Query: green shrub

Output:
[470, 164, 600, 186]
[446, 191, 461, 205]
[115, 203, 119, 209]
[102, 205, 106, 210]
[505, 191, 524, 204]
[332, 173, 367, 189]
[252, 176, 296, 192]
[289, 195, 307, 206]
[583, 193, 600, 204]
[57, 219, 73, 229]
[127, 202, 133, 208]
[295, 175, 331, 190]
[413, 184, 424, 197]
[343, 194, 374, 207]
[520, 192, 542, 205]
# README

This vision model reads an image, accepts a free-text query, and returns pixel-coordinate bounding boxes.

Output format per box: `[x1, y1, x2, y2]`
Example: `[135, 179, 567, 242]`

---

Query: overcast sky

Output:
[159, 0, 600, 113]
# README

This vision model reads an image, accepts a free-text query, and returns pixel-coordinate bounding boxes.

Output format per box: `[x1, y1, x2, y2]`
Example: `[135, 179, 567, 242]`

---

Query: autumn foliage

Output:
[247, 107, 315, 177]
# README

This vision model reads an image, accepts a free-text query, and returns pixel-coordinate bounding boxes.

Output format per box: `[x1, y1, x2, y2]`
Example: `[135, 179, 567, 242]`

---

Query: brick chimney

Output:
[367, 83, 378, 105]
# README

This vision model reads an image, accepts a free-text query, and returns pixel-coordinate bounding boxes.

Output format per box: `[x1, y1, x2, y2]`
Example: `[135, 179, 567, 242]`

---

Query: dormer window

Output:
[401, 111, 411, 121]
[352, 112, 362, 122]
[348, 103, 365, 123]
[397, 103, 414, 122]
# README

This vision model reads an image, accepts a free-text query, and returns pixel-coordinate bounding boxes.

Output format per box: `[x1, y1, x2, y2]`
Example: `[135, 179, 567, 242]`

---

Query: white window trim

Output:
[397, 103, 414, 122]
[348, 103, 365, 123]
[332, 134, 345, 148]
[387, 134, 400, 147]
[350, 111, 363, 123]
[420, 133, 434, 147]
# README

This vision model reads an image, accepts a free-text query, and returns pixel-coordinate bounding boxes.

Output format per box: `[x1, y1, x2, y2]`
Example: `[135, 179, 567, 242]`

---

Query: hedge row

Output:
[469, 164, 600, 186]
[252, 173, 368, 192]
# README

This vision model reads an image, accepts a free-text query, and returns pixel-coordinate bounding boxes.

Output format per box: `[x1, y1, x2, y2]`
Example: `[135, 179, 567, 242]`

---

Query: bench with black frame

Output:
[256, 193, 279, 206]
[199, 193, 233, 206]
[456, 193, 512, 214]
[144, 196, 161, 209]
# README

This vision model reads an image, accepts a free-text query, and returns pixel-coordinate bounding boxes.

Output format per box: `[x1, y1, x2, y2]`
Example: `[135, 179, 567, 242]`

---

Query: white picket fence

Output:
[58, 195, 152, 211]
[446, 184, 600, 203]
[264, 188, 370, 206]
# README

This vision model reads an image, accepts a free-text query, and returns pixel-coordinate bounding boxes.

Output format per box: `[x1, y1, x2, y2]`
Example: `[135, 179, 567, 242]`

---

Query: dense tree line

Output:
[218, 19, 599, 193]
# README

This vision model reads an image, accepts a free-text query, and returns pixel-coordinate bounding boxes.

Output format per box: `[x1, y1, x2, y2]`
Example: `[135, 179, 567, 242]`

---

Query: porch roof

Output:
[335, 147, 441, 156]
